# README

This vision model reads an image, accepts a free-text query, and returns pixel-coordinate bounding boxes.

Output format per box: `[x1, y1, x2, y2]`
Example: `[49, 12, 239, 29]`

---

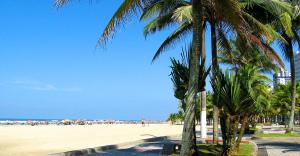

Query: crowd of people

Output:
[0, 119, 161, 126]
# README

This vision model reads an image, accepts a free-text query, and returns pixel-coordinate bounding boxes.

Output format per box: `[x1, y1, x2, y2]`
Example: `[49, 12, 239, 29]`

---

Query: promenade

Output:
[255, 138, 300, 156]
[254, 126, 300, 156]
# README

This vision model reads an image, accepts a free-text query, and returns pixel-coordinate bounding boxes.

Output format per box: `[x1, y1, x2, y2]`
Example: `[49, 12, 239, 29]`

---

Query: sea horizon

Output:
[0, 118, 163, 122]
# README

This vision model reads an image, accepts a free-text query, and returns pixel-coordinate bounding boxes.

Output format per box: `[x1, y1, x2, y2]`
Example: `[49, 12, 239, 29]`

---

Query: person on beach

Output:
[141, 119, 145, 127]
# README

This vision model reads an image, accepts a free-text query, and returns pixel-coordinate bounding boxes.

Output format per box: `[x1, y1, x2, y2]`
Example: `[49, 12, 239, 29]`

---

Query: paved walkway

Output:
[87, 140, 168, 156]
[98, 129, 300, 156]
[253, 126, 300, 156]
[255, 139, 300, 156]
[84, 127, 240, 156]
[87, 143, 162, 156]
[255, 138, 300, 156]
[65, 126, 300, 156]
[85, 130, 222, 155]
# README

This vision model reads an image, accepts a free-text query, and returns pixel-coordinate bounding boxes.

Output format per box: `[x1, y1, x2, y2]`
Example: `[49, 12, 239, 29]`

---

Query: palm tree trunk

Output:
[236, 115, 248, 149]
[180, 0, 203, 155]
[287, 43, 296, 133]
[221, 112, 231, 156]
[223, 116, 239, 156]
[211, 21, 219, 144]
[200, 25, 207, 139]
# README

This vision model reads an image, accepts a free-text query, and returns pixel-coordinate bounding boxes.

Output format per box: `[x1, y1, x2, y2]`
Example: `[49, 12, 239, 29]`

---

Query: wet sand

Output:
[0, 124, 182, 156]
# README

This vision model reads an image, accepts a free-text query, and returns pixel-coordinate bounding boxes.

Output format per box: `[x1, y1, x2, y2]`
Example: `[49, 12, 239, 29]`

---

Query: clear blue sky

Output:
[0, 0, 291, 120]
[0, 0, 189, 120]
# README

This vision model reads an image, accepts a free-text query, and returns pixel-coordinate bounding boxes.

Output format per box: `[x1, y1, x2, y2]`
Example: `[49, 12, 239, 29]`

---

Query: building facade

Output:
[273, 69, 291, 87]
[273, 51, 299, 87]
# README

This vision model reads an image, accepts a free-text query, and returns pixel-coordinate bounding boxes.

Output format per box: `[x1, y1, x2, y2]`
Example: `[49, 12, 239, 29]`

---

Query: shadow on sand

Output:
[51, 135, 179, 156]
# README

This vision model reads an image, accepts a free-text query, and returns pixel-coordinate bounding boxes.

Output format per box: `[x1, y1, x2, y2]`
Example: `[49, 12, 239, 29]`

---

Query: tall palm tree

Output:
[142, 0, 288, 144]
[55, 0, 288, 154]
[280, 20, 300, 132]
[142, 0, 247, 143]
[179, 1, 204, 154]
[242, 0, 300, 132]
[55, 0, 208, 155]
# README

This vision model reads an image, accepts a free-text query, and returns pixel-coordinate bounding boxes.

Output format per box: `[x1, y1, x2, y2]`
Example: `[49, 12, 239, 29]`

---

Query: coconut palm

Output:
[272, 82, 300, 125]
[170, 51, 190, 112]
[142, 0, 289, 63]
[279, 13, 300, 132]
[218, 35, 281, 72]
[142, 0, 247, 143]
[55, 0, 212, 154]
[170, 47, 211, 123]
[143, 1, 288, 146]
[242, 0, 300, 132]
[54, 0, 289, 154]
[236, 65, 272, 147]
[218, 35, 284, 138]
[211, 34, 280, 154]
[211, 65, 271, 155]
[167, 113, 178, 125]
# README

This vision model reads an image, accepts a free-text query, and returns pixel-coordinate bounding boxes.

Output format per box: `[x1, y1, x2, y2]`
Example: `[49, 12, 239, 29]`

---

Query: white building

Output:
[273, 69, 291, 87]
[273, 51, 300, 87]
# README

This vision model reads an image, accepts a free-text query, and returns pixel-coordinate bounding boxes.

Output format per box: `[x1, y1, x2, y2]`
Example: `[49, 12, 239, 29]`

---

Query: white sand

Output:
[0, 124, 182, 156]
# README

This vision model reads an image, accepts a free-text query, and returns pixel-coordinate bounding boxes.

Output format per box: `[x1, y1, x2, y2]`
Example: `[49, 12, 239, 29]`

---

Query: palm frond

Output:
[280, 12, 294, 37]
[215, 0, 248, 36]
[172, 5, 192, 23]
[242, 11, 286, 43]
[152, 22, 192, 62]
[99, 0, 143, 46]
[140, 0, 163, 21]
[143, 13, 175, 37]
[260, 42, 285, 68]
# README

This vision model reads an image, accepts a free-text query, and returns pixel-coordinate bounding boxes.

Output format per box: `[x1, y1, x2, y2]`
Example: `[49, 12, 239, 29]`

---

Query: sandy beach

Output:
[0, 124, 182, 156]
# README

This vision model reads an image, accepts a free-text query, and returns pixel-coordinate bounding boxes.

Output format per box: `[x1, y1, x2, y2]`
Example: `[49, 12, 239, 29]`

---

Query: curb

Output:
[249, 140, 258, 156]
[49, 135, 181, 156]
[251, 136, 300, 141]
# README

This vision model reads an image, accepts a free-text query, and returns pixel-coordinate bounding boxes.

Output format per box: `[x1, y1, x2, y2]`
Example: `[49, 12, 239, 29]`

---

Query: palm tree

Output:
[170, 47, 211, 123]
[141, 0, 291, 144]
[55, 0, 208, 154]
[211, 65, 271, 155]
[54, 0, 288, 154]
[272, 82, 300, 126]
[142, 0, 247, 143]
[218, 35, 282, 72]
[242, 0, 300, 132]
[211, 35, 282, 154]
[236, 65, 272, 147]
[280, 17, 300, 132]
[180, 1, 204, 154]
[168, 113, 178, 125]
[218, 34, 285, 132]
[170, 56, 189, 112]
